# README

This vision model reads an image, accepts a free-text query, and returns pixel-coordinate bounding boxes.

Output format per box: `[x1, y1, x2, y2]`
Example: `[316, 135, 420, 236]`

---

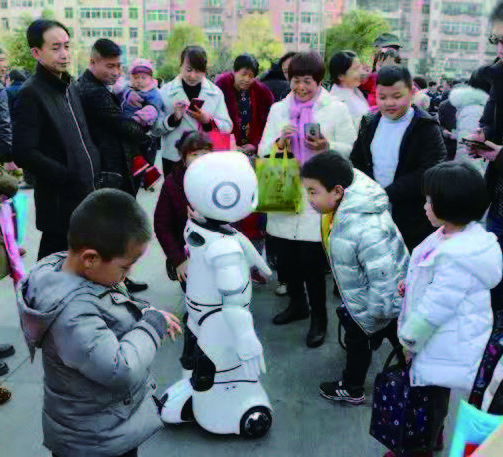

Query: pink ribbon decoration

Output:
[0, 201, 26, 285]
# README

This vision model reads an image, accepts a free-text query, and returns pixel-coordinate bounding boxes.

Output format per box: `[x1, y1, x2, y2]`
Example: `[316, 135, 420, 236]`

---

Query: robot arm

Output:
[206, 238, 266, 379]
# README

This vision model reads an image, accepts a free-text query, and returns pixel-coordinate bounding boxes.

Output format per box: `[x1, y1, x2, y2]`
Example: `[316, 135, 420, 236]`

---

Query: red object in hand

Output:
[464, 443, 479, 456]
[143, 166, 162, 190]
[131, 156, 149, 176]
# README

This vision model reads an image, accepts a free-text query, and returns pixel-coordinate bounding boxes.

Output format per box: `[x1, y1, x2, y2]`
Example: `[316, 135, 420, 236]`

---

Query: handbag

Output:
[204, 119, 232, 151]
[254, 145, 303, 213]
[370, 347, 450, 454]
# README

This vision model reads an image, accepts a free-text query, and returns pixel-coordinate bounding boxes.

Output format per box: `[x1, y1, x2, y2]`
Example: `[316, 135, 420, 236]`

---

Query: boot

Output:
[0, 361, 8, 376]
[0, 344, 14, 359]
[306, 314, 327, 348]
[272, 302, 309, 325]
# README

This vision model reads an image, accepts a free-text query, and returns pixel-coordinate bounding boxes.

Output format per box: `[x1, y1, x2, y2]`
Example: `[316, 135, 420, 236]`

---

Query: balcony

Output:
[243, 0, 268, 11]
[203, 0, 223, 10]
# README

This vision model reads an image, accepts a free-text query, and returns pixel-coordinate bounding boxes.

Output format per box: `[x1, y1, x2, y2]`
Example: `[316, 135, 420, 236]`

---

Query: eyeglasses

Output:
[489, 34, 503, 45]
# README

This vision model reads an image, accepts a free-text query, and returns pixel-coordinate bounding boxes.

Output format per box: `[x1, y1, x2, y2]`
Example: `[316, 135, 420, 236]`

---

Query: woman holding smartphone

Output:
[258, 52, 356, 348]
[152, 46, 232, 176]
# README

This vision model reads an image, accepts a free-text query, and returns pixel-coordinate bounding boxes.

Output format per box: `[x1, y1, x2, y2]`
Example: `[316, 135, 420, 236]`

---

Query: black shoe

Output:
[0, 344, 14, 359]
[124, 277, 148, 293]
[0, 361, 9, 376]
[306, 318, 326, 348]
[319, 380, 365, 405]
[272, 304, 309, 325]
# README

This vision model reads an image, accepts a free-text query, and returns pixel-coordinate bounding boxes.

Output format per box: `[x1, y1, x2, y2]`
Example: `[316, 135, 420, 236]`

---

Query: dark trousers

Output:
[343, 318, 401, 387]
[54, 449, 137, 457]
[265, 235, 287, 283]
[162, 158, 177, 177]
[38, 231, 68, 261]
[487, 214, 503, 318]
[274, 237, 327, 321]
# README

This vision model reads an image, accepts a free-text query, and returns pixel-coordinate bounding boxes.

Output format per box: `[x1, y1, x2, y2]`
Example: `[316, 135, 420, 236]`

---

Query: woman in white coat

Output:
[449, 69, 491, 175]
[329, 50, 370, 131]
[152, 46, 232, 176]
[258, 52, 356, 348]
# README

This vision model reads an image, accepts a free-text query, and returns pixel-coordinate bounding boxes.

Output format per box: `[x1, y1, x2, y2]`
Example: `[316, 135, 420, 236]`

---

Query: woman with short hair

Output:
[258, 52, 356, 349]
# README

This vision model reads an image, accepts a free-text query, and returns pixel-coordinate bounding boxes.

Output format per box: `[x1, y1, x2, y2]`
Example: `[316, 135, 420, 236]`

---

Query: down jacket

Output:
[152, 75, 232, 162]
[328, 170, 409, 335]
[258, 88, 356, 241]
[399, 223, 502, 391]
[449, 85, 489, 175]
[17, 254, 168, 457]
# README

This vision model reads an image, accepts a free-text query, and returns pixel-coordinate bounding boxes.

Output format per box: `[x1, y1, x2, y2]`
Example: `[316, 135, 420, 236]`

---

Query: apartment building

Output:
[355, 0, 499, 79]
[0, 0, 344, 68]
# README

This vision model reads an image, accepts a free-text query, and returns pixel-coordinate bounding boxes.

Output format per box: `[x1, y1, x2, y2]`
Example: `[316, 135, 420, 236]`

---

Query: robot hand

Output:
[241, 353, 266, 379]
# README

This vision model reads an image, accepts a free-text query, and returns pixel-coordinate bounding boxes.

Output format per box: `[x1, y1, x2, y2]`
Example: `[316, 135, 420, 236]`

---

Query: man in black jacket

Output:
[76, 39, 149, 197]
[11, 19, 100, 260]
[76, 38, 150, 293]
[350, 66, 446, 251]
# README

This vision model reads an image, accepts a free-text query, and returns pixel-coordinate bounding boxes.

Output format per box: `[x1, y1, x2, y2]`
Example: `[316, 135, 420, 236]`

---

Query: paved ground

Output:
[0, 185, 402, 457]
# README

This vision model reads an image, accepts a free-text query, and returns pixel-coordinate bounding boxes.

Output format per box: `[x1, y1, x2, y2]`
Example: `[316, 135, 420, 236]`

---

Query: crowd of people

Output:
[1, 2, 503, 455]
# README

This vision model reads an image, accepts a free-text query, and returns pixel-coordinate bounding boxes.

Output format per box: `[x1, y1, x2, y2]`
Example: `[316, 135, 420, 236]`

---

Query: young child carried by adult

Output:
[120, 59, 164, 189]
[154, 131, 213, 291]
[387, 162, 503, 457]
[301, 152, 409, 405]
[17, 189, 182, 457]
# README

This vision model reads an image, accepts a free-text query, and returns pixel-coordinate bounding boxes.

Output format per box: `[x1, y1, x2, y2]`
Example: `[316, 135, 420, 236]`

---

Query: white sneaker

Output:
[275, 283, 287, 296]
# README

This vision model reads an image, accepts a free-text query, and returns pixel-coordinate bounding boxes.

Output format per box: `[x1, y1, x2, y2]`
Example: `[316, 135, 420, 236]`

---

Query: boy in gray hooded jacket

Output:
[17, 189, 181, 457]
[301, 152, 409, 405]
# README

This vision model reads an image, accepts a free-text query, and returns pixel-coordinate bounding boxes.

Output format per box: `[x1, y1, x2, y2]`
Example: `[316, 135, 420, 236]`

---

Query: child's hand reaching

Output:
[157, 310, 182, 341]
[398, 280, 406, 297]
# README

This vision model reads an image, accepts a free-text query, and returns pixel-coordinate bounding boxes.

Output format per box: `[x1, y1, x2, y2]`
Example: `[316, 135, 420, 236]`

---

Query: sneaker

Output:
[275, 283, 287, 296]
[319, 380, 365, 405]
[0, 387, 11, 405]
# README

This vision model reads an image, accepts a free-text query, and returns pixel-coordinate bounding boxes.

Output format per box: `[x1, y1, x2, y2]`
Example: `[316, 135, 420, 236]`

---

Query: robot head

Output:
[184, 152, 258, 223]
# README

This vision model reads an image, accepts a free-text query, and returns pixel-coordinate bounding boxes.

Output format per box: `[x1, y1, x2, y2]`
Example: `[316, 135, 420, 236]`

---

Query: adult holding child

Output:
[258, 52, 356, 348]
[152, 46, 232, 177]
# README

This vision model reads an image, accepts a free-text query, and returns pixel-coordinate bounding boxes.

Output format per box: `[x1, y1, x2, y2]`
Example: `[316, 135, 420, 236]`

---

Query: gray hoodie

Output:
[328, 170, 410, 335]
[17, 253, 168, 457]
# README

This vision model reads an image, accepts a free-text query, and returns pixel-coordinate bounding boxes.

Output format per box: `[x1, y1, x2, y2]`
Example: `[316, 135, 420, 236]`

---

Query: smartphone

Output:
[304, 123, 321, 139]
[189, 98, 205, 111]
[461, 138, 493, 151]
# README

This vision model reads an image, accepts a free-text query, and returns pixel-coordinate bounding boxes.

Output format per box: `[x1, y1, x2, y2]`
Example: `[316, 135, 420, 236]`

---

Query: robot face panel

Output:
[184, 152, 258, 223]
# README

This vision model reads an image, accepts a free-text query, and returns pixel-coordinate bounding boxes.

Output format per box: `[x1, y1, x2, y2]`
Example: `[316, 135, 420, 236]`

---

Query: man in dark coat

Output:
[11, 19, 100, 260]
[350, 66, 446, 251]
[76, 38, 149, 197]
[76, 38, 150, 293]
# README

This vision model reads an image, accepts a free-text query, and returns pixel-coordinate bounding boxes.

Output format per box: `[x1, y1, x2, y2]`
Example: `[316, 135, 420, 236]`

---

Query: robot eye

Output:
[212, 182, 241, 209]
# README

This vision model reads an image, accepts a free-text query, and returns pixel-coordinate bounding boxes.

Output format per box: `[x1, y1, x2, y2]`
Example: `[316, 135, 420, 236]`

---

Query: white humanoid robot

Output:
[155, 152, 273, 438]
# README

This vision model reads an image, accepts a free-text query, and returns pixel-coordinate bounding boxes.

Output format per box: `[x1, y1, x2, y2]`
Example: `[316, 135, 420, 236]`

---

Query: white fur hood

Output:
[449, 86, 489, 110]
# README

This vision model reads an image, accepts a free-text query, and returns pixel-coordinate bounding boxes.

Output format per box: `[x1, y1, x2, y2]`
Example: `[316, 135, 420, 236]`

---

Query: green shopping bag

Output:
[255, 147, 303, 213]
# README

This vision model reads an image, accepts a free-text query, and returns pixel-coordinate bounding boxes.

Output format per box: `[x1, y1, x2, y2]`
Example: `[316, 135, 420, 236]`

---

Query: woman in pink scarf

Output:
[258, 52, 356, 349]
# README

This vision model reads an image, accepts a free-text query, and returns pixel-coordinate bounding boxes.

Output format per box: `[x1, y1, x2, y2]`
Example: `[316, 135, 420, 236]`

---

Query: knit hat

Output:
[130, 58, 154, 76]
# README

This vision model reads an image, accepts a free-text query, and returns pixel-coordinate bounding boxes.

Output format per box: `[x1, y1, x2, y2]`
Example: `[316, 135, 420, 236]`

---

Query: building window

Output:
[129, 7, 138, 19]
[147, 10, 158, 21]
[64, 7, 73, 19]
[174, 10, 186, 22]
[1, 17, 8, 30]
[205, 13, 221, 27]
[283, 32, 294, 43]
[301, 12, 317, 24]
[300, 32, 318, 44]
[206, 0, 222, 7]
[422, 22, 429, 33]
[207, 33, 222, 48]
[440, 40, 479, 52]
[442, 2, 481, 16]
[283, 12, 294, 23]
[158, 10, 168, 21]
[0, 1, 7, 8]
[129, 27, 138, 39]
[130, 46, 138, 56]
[151, 30, 167, 41]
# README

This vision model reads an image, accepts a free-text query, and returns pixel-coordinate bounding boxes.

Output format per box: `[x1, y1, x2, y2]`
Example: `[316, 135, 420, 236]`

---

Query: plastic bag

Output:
[255, 147, 303, 213]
